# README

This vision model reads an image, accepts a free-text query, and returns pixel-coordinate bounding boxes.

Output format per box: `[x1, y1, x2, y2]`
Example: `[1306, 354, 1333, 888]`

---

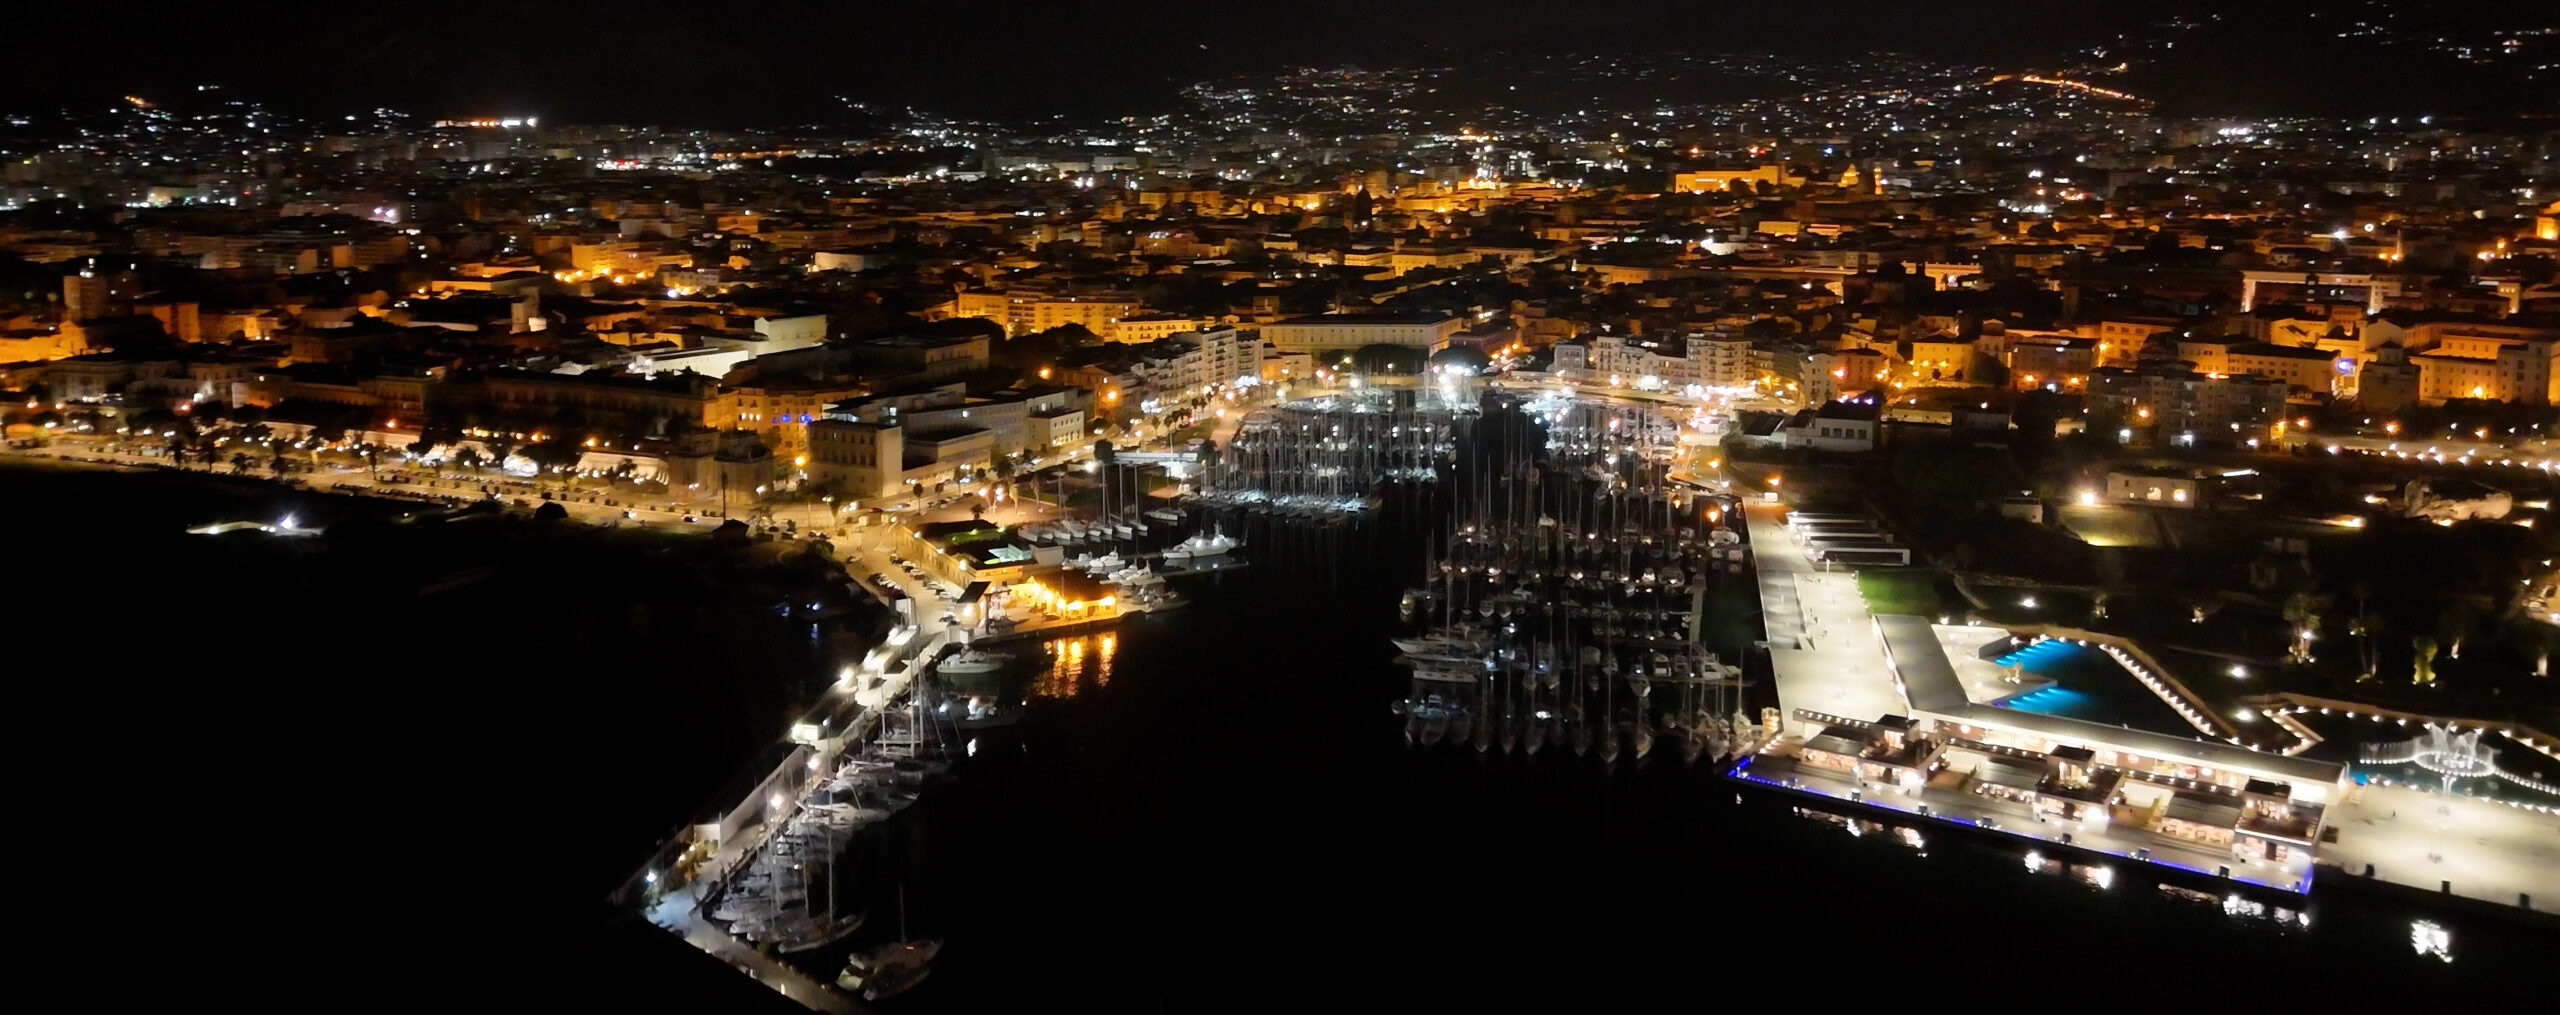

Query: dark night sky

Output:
[1, 2, 2544, 124]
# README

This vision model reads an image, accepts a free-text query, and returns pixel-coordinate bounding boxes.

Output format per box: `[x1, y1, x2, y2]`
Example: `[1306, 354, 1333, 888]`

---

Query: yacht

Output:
[1108, 564, 1165, 587]
[1145, 507, 1184, 524]
[1160, 525, 1238, 562]
[1081, 552, 1125, 573]
[938, 648, 1012, 678]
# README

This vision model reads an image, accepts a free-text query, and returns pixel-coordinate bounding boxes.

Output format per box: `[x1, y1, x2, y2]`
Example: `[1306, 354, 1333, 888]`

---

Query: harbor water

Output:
[885, 490, 2554, 1009]
[12, 461, 2551, 1008]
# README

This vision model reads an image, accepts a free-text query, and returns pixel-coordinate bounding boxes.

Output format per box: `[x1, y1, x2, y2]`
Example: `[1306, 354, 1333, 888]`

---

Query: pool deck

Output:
[2319, 782, 2560, 914]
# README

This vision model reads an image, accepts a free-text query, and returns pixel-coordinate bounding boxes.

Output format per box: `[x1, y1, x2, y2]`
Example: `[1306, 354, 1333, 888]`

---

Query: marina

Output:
[1392, 393, 1754, 764]
[19, 16, 2560, 1006]
[11, 462, 2548, 1011]
[625, 381, 2552, 1010]
[1193, 385, 1476, 516]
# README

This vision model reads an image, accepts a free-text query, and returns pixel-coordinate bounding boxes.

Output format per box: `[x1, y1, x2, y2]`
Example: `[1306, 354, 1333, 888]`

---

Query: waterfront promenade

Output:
[648, 885, 860, 1015]
[1742, 500, 1904, 734]
[1735, 496, 2560, 917]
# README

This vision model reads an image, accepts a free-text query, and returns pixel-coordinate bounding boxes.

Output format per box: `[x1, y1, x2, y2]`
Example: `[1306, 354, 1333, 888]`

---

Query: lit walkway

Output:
[1743, 501, 1904, 734]
[648, 887, 863, 1015]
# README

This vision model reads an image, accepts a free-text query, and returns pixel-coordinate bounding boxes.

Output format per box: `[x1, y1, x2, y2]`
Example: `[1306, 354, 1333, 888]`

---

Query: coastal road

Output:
[17, 438, 746, 532]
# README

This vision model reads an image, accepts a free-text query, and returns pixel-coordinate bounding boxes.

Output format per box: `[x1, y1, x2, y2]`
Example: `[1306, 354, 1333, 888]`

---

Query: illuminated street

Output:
[6, 6, 2557, 1006]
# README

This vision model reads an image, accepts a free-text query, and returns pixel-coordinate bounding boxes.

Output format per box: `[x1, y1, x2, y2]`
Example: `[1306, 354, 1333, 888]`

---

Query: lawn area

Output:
[1857, 568, 1950, 618]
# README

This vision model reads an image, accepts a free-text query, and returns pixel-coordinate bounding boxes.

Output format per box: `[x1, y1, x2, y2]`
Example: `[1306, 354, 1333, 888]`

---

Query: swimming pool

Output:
[1990, 640, 2195, 736]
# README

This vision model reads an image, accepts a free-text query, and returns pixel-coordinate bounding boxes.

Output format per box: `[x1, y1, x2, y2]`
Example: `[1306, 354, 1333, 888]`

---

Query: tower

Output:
[63, 272, 111, 320]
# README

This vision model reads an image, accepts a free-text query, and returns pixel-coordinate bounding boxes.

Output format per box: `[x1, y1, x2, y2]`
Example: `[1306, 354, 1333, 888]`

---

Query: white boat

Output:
[845, 939, 940, 1000]
[938, 648, 1012, 676]
[1107, 564, 1164, 587]
[1160, 524, 1238, 562]
[841, 887, 939, 999]
[1082, 552, 1125, 573]
[1146, 507, 1183, 523]
[955, 696, 1022, 729]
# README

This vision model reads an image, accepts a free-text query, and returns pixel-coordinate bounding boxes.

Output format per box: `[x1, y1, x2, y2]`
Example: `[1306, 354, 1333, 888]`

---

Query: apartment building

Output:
[1261, 312, 1463, 354]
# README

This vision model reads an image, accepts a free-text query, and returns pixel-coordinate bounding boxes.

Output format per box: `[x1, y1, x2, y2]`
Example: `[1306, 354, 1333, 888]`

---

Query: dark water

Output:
[12, 463, 832, 1011]
[13, 462, 2553, 1008]
[875, 502, 2556, 1009]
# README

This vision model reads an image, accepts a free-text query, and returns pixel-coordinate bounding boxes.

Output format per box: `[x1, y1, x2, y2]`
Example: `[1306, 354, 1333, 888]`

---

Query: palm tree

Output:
[2411, 635, 2440, 685]
[2349, 582, 2379, 681]
[2437, 600, 2480, 660]
[2281, 591, 2325, 665]
[306, 424, 345, 470]
[230, 452, 252, 473]
[2348, 613, 2381, 682]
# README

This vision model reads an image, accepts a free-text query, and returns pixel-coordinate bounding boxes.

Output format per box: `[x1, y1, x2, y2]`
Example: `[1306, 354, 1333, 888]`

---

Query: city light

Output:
[23, 34, 2558, 1000]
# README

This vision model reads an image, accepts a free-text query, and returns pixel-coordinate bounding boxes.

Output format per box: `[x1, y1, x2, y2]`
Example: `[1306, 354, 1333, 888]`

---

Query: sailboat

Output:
[839, 886, 940, 1001]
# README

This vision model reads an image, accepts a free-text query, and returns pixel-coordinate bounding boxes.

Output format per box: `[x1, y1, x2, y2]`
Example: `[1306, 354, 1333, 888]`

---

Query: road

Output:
[14, 437, 734, 532]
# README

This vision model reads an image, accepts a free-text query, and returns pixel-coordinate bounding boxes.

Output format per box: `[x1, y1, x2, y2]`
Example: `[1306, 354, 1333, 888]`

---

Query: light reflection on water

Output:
[1034, 634, 1116, 699]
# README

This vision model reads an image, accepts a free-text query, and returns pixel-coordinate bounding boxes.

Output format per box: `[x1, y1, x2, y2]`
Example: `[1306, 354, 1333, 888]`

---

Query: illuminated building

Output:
[2086, 367, 2287, 441]
[1261, 312, 1463, 355]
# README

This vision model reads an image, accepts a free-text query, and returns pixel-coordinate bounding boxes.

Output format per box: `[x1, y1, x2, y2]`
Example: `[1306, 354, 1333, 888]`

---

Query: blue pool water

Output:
[2001, 685, 2097, 715]
[1989, 640, 2193, 735]
[1993, 639, 2080, 671]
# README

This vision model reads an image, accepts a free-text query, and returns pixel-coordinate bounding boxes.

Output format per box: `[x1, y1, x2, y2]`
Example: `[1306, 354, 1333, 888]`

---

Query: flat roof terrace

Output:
[1876, 615, 2349, 794]
[1734, 740, 2317, 893]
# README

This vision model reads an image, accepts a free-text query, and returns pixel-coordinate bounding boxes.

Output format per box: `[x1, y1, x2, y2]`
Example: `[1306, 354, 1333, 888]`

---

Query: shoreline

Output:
[5, 444, 728, 532]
